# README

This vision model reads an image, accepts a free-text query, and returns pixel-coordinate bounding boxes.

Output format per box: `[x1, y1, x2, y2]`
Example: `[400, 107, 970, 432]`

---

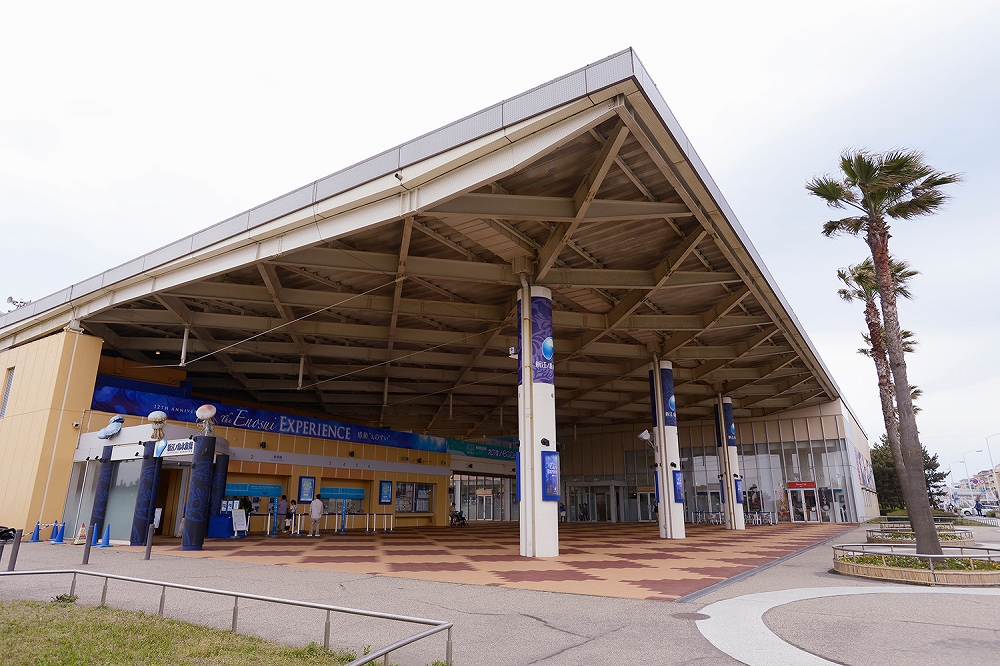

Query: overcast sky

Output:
[2, 2, 998, 476]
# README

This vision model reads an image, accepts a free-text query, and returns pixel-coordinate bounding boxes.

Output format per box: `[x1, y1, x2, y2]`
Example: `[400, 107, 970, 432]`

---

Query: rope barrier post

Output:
[100, 576, 109, 605]
[159, 586, 166, 616]
[446, 625, 453, 665]
[5, 529, 22, 571]
[70, 572, 77, 597]
[232, 596, 239, 632]
[144, 524, 154, 561]
[324, 610, 331, 650]
[81, 524, 94, 565]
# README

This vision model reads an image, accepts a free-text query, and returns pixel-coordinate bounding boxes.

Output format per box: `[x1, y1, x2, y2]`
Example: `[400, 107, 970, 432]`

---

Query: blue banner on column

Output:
[660, 367, 676, 427]
[517, 293, 554, 385]
[541, 451, 560, 501]
[734, 478, 744, 504]
[723, 401, 737, 447]
[719, 478, 726, 504]
[673, 470, 685, 503]
[515, 450, 521, 502]
[653, 469, 660, 503]
[713, 404, 724, 448]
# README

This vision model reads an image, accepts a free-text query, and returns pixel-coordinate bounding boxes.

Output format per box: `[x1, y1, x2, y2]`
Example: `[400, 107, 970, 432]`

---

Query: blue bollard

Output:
[28, 522, 41, 543]
[48, 523, 58, 541]
[52, 522, 66, 545]
[97, 524, 113, 548]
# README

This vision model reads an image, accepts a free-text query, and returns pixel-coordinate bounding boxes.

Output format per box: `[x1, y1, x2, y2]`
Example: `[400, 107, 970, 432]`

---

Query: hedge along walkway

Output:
[123, 521, 855, 601]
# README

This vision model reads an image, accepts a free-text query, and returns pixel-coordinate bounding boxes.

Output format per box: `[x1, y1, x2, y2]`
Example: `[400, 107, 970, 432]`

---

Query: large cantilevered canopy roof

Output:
[0, 49, 844, 439]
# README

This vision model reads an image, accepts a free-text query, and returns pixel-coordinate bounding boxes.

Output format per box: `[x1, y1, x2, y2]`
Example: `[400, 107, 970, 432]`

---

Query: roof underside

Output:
[3, 50, 842, 439]
[83, 121, 831, 437]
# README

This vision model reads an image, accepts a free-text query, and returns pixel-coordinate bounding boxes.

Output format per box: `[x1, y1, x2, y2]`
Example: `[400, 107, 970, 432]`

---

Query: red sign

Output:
[788, 481, 816, 489]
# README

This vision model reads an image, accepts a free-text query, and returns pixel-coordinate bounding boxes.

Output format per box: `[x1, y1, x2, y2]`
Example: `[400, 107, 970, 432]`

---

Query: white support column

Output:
[650, 358, 685, 539]
[518, 285, 559, 557]
[714, 395, 745, 530]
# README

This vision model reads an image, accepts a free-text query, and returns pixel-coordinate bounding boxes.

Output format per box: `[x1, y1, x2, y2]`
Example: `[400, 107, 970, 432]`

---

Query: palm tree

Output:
[808, 149, 959, 555]
[838, 257, 917, 498]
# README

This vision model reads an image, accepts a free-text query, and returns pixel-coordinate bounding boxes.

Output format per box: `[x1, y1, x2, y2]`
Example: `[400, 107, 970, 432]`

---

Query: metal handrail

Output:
[832, 542, 1000, 579]
[0, 569, 452, 666]
[866, 528, 973, 541]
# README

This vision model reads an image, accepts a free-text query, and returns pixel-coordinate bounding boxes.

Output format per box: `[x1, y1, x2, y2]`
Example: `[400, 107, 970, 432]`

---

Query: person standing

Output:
[288, 500, 298, 533]
[308, 496, 324, 536]
[277, 495, 289, 533]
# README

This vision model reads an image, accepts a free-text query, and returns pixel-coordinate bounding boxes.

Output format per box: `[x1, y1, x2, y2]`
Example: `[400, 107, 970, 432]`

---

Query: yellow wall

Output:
[0, 330, 103, 530]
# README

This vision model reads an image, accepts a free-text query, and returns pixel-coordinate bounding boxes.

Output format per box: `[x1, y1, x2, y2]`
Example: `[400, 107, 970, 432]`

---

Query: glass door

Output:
[476, 493, 494, 520]
[788, 489, 805, 522]
[595, 492, 609, 521]
[638, 492, 657, 521]
[803, 489, 819, 522]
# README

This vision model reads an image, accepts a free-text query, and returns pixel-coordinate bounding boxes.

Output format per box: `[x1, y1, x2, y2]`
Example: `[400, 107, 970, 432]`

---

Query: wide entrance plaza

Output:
[121, 521, 853, 601]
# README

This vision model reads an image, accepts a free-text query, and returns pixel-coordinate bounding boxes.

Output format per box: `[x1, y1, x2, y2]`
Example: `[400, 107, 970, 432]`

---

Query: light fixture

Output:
[417, 457, 423, 463]
[540, 438, 549, 447]
[468, 464, 474, 469]
[155, 350, 161, 355]
[637, 430, 651, 442]
[260, 441, 267, 449]
[670, 462, 677, 468]
[349, 451, 355, 457]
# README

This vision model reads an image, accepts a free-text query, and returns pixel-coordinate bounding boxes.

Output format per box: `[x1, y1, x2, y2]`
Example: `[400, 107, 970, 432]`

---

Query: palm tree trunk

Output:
[867, 226, 942, 555]
[863, 298, 908, 490]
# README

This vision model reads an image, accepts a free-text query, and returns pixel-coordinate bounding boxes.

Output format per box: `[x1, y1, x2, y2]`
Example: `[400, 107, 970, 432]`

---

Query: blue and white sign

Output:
[379, 480, 392, 505]
[298, 476, 316, 503]
[319, 487, 365, 500]
[672, 470, 685, 503]
[541, 451, 560, 501]
[723, 402, 737, 447]
[734, 478, 744, 504]
[154, 438, 195, 458]
[225, 483, 283, 496]
[93, 386, 447, 453]
[517, 294, 554, 385]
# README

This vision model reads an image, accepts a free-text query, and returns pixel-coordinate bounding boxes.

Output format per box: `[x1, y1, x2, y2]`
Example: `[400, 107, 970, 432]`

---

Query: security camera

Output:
[72, 422, 80, 428]
[394, 172, 403, 181]
[540, 438, 549, 447]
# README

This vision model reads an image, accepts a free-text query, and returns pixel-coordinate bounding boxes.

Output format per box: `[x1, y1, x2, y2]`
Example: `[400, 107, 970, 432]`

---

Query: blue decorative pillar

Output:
[130, 441, 163, 545]
[181, 436, 217, 550]
[89, 445, 115, 542]
[208, 454, 230, 518]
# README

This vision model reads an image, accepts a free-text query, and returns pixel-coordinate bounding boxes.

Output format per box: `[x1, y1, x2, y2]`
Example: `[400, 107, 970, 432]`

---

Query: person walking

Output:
[277, 495, 289, 533]
[308, 496, 324, 536]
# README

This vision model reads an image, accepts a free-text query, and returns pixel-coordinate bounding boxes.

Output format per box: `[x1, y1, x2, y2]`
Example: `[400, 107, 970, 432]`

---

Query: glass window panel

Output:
[105, 459, 143, 542]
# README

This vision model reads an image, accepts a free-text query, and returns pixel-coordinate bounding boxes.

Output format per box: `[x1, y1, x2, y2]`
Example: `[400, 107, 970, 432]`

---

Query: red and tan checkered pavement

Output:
[125, 521, 855, 601]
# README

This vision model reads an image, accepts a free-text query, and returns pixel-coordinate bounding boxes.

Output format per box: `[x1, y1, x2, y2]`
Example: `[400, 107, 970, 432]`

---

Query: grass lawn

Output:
[0, 598, 430, 666]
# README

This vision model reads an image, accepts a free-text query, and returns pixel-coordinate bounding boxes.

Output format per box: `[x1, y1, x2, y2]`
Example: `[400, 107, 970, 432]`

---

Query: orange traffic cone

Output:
[73, 522, 87, 545]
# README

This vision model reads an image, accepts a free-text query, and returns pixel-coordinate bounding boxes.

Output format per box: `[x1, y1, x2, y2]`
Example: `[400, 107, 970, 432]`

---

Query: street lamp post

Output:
[962, 449, 983, 484]
[985, 434, 1000, 502]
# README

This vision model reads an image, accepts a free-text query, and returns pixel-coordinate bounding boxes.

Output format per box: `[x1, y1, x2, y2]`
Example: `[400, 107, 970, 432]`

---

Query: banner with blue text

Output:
[92, 386, 447, 453]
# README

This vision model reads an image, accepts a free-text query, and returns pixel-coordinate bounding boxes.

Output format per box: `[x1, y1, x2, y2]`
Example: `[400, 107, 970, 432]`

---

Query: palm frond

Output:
[821, 216, 865, 237]
[887, 190, 948, 219]
[806, 177, 850, 207]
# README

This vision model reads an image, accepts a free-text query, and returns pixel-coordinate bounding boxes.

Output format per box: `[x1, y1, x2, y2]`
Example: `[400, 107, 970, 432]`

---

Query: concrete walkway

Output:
[3, 523, 1000, 665]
